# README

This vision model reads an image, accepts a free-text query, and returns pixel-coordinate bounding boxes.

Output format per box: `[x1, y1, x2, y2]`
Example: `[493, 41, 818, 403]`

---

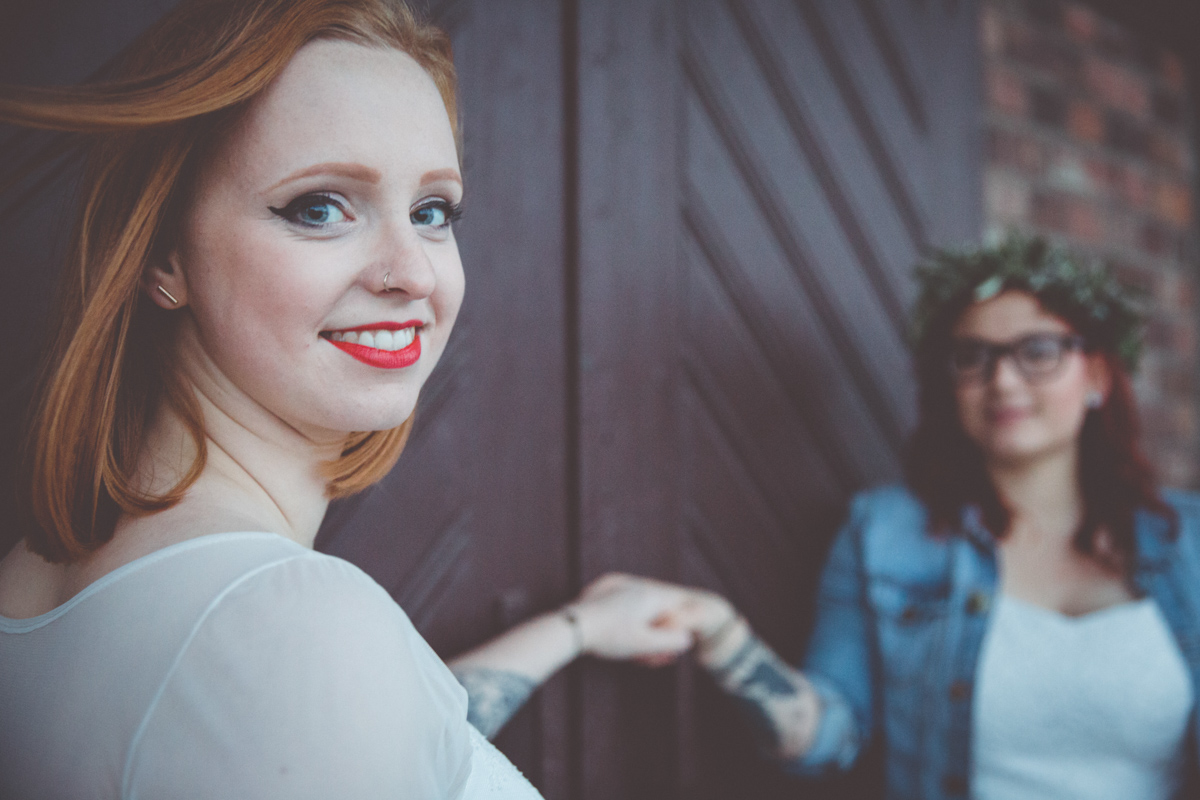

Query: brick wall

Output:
[980, 0, 1199, 486]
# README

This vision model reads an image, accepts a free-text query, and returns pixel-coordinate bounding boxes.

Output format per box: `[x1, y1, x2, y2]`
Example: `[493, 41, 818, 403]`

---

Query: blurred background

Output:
[1, 1, 1196, 798]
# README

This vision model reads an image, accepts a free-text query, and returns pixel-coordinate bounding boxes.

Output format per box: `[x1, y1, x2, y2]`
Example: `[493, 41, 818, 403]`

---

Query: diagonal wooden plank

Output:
[682, 193, 897, 483]
[851, 0, 928, 134]
[681, 369, 802, 561]
[791, 0, 932, 251]
[679, 51, 909, 452]
[683, 46, 911, 449]
[680, 256, 843, 511]
[724, 0, 914, 328]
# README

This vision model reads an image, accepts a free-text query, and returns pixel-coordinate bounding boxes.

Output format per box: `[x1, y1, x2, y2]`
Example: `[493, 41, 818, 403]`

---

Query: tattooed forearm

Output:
[452, 668, 537, 740]
[705, 635, 820, 759]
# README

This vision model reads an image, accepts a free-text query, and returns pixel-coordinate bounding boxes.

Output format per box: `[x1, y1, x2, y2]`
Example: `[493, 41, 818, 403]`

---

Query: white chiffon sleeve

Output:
[122, 552, 473, 800]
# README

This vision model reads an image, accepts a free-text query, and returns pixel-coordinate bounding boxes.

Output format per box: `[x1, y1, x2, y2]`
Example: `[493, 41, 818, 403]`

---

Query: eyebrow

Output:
[421, 167, 463, 186]
[267, 162, 382, 192]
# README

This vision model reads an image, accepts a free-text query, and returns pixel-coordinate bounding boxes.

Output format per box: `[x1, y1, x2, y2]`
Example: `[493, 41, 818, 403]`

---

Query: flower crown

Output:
[910, 234, 1147, 369]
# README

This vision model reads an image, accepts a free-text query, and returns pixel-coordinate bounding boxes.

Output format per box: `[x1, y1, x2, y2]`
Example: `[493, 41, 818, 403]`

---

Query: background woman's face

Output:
[170, 39, 464, 443]
[952, 290, 1107, 468]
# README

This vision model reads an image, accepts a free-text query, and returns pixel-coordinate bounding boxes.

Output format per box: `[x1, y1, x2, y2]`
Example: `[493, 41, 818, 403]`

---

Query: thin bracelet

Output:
[699, 612, 743, 655]
[560, 605, 585, 656]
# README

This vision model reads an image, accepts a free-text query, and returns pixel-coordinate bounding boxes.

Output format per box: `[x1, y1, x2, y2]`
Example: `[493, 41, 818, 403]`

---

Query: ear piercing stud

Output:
[156, 285, 179, 305]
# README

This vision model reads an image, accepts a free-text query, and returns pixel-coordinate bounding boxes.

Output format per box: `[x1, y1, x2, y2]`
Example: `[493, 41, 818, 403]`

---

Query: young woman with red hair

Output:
[0, 1, 691, 796]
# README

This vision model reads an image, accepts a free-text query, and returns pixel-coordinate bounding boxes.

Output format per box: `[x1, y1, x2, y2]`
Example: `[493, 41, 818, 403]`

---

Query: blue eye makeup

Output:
[411, 199, 463, 230]
[269, 193, 350, 228]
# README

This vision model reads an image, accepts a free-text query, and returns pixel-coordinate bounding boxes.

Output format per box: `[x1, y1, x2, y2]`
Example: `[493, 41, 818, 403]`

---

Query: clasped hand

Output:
[567, 573, 738, 667]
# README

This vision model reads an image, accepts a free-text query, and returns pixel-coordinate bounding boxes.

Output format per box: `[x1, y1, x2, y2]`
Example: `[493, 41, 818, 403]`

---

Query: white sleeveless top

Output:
[0, 532, 542, 800]
[973, 594, 1194, 800]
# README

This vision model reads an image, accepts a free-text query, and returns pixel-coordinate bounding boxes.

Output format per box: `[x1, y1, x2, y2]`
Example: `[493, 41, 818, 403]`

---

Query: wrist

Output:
[693, 594, 737, 641]
[559, 604, 586, 658]
[695, 612, 749, 669]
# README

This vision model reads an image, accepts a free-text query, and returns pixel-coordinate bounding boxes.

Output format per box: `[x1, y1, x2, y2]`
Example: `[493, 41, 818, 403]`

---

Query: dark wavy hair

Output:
[904, 242, 1174, 573]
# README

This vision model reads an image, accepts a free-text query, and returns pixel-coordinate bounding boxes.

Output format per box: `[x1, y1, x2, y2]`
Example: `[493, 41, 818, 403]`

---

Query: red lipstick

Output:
[325, 321, 422, 369]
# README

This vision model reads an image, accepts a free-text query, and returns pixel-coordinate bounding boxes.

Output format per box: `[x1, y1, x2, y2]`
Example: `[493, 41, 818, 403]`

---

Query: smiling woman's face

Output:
[952, 290, 1108, 468]
[159, 38, 464, 442]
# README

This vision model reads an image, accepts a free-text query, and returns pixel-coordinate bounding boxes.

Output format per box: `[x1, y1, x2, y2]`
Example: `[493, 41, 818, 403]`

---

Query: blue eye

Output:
[411, 200, 462, 230]
[269, 194, 349, 228]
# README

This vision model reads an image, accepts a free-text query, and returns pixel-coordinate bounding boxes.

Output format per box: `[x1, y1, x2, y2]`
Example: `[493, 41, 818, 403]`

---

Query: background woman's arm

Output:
[448, 574, 694, 738]
[679, 595, 823, 761]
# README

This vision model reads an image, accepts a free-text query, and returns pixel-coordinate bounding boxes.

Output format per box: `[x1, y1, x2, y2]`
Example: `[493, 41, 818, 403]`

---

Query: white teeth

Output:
[329, 327, 419, 350]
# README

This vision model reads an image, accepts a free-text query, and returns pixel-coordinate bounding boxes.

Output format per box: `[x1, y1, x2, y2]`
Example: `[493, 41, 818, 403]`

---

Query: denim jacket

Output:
[790, 485, 1200, 800]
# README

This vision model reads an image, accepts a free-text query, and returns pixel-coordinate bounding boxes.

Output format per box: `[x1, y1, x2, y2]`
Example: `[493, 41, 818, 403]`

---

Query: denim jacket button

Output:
[942, 774, 968, 795]
[948, 680, 970, 701]
[965, 590, 990, 615]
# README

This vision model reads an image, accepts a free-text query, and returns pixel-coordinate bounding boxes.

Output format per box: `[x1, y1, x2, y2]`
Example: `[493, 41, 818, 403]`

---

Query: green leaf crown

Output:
[910, 234, 1147, 370]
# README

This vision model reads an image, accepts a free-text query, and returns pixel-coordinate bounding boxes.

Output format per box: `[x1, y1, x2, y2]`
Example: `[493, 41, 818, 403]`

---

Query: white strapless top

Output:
[972, 594, 1194, 800]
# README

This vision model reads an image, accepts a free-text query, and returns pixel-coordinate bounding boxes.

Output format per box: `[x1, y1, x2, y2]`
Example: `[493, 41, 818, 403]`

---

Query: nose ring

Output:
[383, 271, 394, 293]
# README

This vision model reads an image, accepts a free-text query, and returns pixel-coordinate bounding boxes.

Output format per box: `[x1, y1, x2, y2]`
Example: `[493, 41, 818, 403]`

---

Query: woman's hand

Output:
[568, 573, 735, 665]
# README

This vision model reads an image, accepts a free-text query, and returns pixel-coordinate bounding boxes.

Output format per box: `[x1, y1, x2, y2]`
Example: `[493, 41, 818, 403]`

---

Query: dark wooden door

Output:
[572, 1, 982, 798]
[1, 2, 982, 798]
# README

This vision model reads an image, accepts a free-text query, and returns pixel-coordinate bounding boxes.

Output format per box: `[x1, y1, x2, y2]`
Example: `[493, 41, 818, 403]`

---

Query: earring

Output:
[156, 285, 179, 305]
[1085, 390, 1104, 409]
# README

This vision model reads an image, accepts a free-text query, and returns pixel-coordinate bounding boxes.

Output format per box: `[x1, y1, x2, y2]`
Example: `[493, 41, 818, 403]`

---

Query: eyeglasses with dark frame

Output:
[949, 333, 1087, 384]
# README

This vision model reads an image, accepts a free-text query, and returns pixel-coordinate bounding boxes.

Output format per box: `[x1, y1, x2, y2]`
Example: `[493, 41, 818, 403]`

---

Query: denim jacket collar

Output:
[1134, 507, 1176, 573]
[958, 503, 1178, 573]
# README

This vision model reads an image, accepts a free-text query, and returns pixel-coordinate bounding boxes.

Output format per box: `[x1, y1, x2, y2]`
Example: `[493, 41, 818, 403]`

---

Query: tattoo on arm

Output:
[706, 635, 818, 759]
[451, 668, 537, 740]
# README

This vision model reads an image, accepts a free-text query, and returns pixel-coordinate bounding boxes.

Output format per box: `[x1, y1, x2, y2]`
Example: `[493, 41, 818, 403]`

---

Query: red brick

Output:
[988, 128, 1047, 173]
[1118, 166, 1151, 210]
[1069, 203, 1106, 243]
[1084, 57, 1150, 118]
[1148, 130, 1191, 172]
[1046, 151, 1094, 193]
[1156, 270, 1188, 309]
[1004, 19, 1082, 82]
[1093, 19, 1136, 63]
[1154, 181, 1194, 229]
[1146, 317, 1174, 348]
[985, 169, 1032, 224]
[1083, 157, 1115, 197]
[987, 67, 1028, 116]
[1032, 191, 1105, 243]
[1161, 50, 1187, 92]
[1067, 100, 1105, 143]
[1106, 112, 1150, 157]
[1174, 323, 1197, 362]
[1141, 221, 1177, 259]
[1063, 3, 1098, 43]
[1112, 259, 1156, 296]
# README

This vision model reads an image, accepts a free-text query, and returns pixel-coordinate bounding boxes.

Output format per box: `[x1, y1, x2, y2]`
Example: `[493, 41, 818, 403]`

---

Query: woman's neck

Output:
[124, 388, 339, 550]
[987, 444, 1083, 542]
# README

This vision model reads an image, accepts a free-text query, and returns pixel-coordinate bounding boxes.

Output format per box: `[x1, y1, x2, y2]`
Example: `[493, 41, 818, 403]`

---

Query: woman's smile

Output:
[322, 321, 423, 368]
